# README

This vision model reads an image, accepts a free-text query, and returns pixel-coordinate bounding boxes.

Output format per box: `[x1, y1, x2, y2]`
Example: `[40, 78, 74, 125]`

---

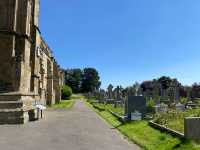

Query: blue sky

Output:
[40, 0, 200, 89]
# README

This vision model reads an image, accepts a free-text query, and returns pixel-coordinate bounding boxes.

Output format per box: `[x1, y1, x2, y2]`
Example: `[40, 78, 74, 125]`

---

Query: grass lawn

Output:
[50, 94, 85, 109]
[51, 100, 75, 109]
[84, 99, 200, 150]
[92, 103, 124, 116]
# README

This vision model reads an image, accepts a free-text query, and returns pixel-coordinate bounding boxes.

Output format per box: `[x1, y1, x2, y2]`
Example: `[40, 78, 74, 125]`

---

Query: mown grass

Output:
[51, 100, 75, 109]
[84, 99, 199, 150]
[51, 93, 97, 109]
[50, 94, 82, 109]
[92, 103, 124, 116]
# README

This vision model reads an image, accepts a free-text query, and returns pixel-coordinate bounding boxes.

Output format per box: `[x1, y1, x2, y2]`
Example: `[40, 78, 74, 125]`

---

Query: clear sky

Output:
[40, 0, 200, 89]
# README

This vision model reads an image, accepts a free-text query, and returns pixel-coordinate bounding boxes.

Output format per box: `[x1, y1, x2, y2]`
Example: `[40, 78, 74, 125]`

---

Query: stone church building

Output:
[0, 0, 65, 124]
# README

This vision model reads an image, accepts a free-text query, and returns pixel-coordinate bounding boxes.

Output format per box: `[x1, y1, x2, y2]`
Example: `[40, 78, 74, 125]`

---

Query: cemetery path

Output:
[0, 100, 140, 150]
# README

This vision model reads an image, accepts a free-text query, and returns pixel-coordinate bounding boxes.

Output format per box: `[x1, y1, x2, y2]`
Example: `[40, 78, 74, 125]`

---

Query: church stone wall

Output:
[0, 0, 65, 124]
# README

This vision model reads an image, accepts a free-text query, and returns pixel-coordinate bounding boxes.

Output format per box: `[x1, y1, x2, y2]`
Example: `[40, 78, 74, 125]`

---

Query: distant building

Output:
[0, 0, 64, 124]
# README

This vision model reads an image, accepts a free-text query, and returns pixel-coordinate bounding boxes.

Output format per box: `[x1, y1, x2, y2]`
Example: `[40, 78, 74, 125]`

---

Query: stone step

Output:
[0, 96, 20, 101]
[0, 108, 30, 124]
[0, 93, 37, 124]
[0, 101, 23, 109]
[0, 117, 25, 124]
[0, 109, 24, 117]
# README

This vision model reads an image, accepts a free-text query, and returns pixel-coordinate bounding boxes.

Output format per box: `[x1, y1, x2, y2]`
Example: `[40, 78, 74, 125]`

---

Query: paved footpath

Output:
[0, 100, 140, 150]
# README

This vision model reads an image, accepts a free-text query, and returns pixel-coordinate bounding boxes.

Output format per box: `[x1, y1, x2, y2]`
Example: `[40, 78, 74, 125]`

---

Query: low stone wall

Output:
[149, 121, 184, 139]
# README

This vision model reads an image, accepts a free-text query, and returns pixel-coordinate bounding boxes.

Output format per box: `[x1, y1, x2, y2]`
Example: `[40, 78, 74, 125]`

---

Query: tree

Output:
[65, 69, 82, 93]
[141, 81, 154, 93]
[81, 68, 101, 93]
[158, 76, 173, 90]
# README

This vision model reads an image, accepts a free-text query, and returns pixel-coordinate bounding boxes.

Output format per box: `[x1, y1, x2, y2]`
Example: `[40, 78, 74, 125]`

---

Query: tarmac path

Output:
[0, 100, 140, 150]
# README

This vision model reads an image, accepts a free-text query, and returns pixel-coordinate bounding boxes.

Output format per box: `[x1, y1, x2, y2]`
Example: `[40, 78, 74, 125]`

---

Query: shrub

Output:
[61, 85, 72, 100]
[146, 98, 155, 113]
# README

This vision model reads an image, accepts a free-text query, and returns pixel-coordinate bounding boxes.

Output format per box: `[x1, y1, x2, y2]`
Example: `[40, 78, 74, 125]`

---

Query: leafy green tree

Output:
[81, 68, 101, 93]
[65, 69, 82, 93]
[158, 76, 173, 90]
[141, 81, 154, 93]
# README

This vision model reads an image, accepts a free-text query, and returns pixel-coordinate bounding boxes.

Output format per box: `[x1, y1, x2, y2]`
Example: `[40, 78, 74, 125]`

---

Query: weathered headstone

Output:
[175, 103, 185, 112]
[107, 84, 113, 99]
[99, 89, 106, 103]
[170, 80, 180, 103]
[154, 103, 168, 113]
[114, 86, 123, 107]
[185, 117, 200, 143]
[152, 82, 161, 104]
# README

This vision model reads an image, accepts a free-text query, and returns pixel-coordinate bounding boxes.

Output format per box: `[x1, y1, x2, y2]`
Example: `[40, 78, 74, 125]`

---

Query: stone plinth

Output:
[0, 92, 37, 124]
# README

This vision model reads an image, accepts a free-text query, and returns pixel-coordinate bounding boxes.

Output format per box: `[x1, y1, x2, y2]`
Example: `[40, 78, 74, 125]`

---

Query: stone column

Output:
[46, 59, 54, 105]
[53, 61, 61, 104]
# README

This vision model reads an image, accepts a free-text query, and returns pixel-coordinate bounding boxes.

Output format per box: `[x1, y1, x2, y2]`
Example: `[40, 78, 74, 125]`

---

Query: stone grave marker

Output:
[185, 117, 200, 143]
[125, 96, 146, 120]
[175, 103, 185, 112]
[99, 89, 106, 103]
[107, 84, 113, 99]
[114, 86, 123, 108]
[154, 103, 168, 113]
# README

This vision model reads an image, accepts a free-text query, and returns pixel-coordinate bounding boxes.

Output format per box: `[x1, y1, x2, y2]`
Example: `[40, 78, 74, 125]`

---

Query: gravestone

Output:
[99, 89, 106, 103]
[170, 80, 180, 103]
[174, 81, 180, 103]
[114, 86, 123, 108]
[152, 82, 161, 104]
[125, 96, 146, 120]
[107, 84, 113, 99]
[175, 103, 185, 112]
[186, 87, 192, 102]
[185, 117, 200, 143]
[137, 87, 143, 96]
[154, 103, 168, 113]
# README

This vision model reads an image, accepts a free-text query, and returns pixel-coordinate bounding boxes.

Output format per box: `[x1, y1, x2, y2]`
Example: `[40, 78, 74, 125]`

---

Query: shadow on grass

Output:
[172, 138, 193, 149]
[110, 123, 125, 129]
[90, 103, 106, 112]
[93, 105, 105, 112]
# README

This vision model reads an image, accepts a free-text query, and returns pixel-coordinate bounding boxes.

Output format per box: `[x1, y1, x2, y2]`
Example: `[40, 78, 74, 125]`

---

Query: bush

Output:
[61, 85, 72, 100]
[146, 98, 155, 113]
